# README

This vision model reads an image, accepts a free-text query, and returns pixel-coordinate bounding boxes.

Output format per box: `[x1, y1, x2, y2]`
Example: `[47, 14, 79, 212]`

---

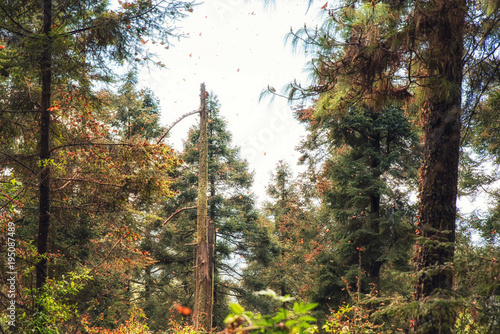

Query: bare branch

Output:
[0, 151, 37, 175]
[157, 109, 199, 144]
[88, 238, 123, 275]
[162, 205, 197, 226]
[50, 141, 135, 153]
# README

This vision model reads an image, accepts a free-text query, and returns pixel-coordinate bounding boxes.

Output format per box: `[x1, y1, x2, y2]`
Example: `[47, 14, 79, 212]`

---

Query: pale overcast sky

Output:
[139, 0, 326, 203]
[137, 0, 487, 215]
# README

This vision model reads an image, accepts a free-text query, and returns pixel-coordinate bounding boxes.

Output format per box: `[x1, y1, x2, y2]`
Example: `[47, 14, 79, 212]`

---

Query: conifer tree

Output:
[454, 82, 500, 332]
[0, 63, 179, 332]
[285, 1, 500, 331]
[112, 71, 164, 140]
[242, 161, 325, 312]
[296, 105, 419, 310]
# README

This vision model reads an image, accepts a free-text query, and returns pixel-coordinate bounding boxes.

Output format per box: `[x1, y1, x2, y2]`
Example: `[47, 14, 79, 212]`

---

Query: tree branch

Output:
[157, 109, 199, 144]
[0, 151, 37, 175]
[50, 141, 135, 153]
[88, 238, 123, 275]
[53, 176, 124, 191]
[0, 4, 33, 37]
[162, 205, 197, 226]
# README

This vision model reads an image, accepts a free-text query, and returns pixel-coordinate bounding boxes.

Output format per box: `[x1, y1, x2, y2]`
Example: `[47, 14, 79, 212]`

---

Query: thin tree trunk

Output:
[208, 114, 218, 324]
[207, 216, 215, 319]
[194, 83, 213, 331]
[369, 131, 382, 285]
[413, 1, 465, 333]
[36, 0, 52, 292]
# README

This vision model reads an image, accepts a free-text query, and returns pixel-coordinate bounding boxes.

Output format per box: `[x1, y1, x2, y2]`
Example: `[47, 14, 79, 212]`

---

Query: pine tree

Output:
[285, 1, 500, 331]
[316, 106, 418, 304]
[0, 64, 179, 332]
[113, 70, 164, 140]
[454, 80, 500, 332]
[241, 161, 325, 313]
[0, 1, 191, 328]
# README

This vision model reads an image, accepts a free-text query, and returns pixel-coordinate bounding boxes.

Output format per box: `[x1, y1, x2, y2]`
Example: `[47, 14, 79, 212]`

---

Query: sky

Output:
[138, 0, 326, 204]
[136, 0, 488, 215]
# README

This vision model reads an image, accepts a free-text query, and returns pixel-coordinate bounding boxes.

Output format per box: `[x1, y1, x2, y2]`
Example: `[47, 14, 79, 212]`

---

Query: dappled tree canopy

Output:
[1, 0, 499, 333]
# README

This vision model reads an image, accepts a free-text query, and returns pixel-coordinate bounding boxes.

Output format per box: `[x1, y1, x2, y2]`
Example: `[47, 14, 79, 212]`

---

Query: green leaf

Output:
[277, 294, 296, 303]
[293, 302, 318, 314]
[298, 315, 317, 323]
[229, 303, 245, 315]
[272, 309, 287, 322]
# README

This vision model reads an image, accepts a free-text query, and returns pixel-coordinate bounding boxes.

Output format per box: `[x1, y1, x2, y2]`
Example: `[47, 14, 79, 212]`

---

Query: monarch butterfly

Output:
[175, 304, 192, 316]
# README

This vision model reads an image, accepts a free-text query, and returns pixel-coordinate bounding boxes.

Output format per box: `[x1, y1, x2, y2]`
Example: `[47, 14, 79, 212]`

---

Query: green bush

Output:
[222, 289, 318, 334]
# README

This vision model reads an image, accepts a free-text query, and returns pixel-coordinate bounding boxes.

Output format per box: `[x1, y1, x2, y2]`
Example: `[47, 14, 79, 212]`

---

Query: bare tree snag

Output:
[193, 83, 213, 331]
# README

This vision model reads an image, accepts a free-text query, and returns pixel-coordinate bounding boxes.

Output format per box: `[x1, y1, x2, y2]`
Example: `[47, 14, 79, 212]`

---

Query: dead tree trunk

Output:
[193, 83, 213, 331]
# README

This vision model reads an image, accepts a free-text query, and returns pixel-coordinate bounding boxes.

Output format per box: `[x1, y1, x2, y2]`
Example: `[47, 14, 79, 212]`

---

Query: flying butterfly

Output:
[175, 304, 192, 316]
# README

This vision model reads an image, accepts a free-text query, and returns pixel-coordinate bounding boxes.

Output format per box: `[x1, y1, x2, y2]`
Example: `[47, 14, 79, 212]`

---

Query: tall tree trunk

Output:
[413, 1, 465, 333]
[207, 216, 215, 320]
[36, 0, 52, 292]
[194, 83, 213, 331]
[208, 118, 218, 323]
[369, 131, 382, 285]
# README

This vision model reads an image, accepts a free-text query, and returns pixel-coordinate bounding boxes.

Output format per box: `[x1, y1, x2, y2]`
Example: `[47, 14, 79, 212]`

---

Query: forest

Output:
[0, 0, 499, 333]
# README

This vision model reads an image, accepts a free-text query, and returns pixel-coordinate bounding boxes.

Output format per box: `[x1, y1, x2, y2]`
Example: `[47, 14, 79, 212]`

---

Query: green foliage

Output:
[165, 319, 199, 334]
[19, 270, 92, 333]
[322, 304, 382, 334]
[0, 43, 179, 334]
[242, 161, 325, 313]
[299, 105, 419, 310]
[454, 311, 490, 334]
[223, 290, 318, 334]
[81, 308, 151, 334]
[453, 231, 500, 332]
[112, 70, 165, 140]
[0, 0, 191, 330]
[1, 1, 500, 333]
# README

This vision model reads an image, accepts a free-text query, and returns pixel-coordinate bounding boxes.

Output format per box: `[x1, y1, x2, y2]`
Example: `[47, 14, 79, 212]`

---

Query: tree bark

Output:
[194, 83, 213, 331]
[369, 131, 382, 285]
[413, 1, 465, 333]
[36, 0, 52, 292]
[208, 112, 218, 324]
